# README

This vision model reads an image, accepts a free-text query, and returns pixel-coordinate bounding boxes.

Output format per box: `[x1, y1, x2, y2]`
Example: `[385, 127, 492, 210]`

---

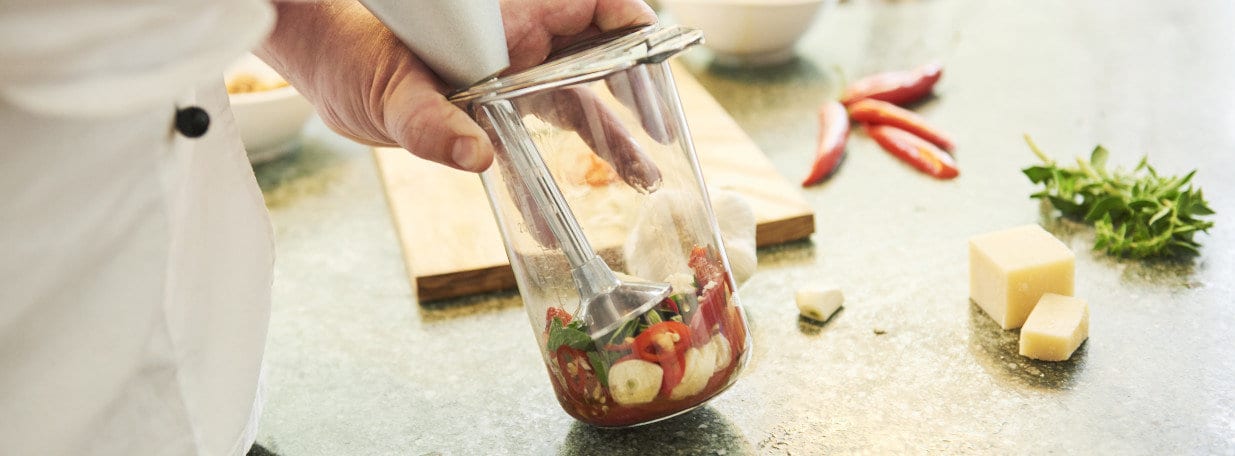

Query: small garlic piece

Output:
[796, 286, 844, 322]
[709, 189, 757, 286]
[621, 188, 758, 288]
[623, 190, 693, 282]
[670, 344, 718, 400]
[607, 359, 663, 405]
[665, 272, 697, 295]
[711, 332, 732, 372]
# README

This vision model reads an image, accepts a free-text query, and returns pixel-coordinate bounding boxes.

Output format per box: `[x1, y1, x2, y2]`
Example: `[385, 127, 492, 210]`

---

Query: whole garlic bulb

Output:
[622, 188, 757, 287]
[709, 188, 756, 286]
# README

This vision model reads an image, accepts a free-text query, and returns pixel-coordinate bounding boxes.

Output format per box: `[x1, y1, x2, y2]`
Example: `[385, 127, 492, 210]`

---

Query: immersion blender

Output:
[357, 0, 672, 337]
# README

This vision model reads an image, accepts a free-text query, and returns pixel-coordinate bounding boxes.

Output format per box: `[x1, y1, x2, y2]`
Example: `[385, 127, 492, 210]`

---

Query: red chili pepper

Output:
[722, 305, 747, 356]
[688, 310, 711, 347]
[865, 124, 959, 179]
[633, 321, 692, 363]
[632, 321, 692, 396]
[847, 99, 955, 152]
[656, 353, 685, 398]
[841, 62, 943, 106]
[687, 246, 726, 289]
[686, 246, 733, 347]
[658, 296, 680, 315]
[553, 346, 603, 405]
[544, 306, 573, 331]
[801, 100, 850, 187]
[693, 282, 727, 335]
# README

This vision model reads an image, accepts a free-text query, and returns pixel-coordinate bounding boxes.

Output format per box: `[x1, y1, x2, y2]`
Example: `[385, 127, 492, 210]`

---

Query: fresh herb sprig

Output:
[1021, 135, 1215, 258]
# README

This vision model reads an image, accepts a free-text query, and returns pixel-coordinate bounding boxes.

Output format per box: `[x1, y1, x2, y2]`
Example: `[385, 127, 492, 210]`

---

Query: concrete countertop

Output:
[252, 0, 1235, 454]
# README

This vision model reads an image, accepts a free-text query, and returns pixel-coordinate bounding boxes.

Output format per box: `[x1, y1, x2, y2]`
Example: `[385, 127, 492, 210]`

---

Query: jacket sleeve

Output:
[0, 0, 274, 118]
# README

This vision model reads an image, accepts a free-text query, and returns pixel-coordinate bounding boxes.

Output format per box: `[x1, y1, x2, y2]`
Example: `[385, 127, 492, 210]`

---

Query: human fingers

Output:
[502, 0, 656, 71]
[490, 140, 561, 249]
[589, 0, 658, 31]
[258, 2, 494, 172]
[378, 56, 495, 172]
[605, 65, 675, 144]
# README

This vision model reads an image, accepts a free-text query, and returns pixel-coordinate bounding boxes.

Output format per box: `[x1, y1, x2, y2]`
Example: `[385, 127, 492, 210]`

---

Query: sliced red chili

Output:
[687, 246, 726, 289]
[722, 305, 747, 357]
[695, 282, 727, 336]
[545, 306, 573, 331]
[632, 321, 692, 396]
[633, 321, 692, 363]
[658, 296, 681, 315]
[553, 346, 603, 409]
[657, 352, 686, 398]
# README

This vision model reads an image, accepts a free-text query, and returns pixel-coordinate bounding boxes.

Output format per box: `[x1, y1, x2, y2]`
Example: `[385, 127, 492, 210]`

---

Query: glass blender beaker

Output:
[451, 25, 751, 428]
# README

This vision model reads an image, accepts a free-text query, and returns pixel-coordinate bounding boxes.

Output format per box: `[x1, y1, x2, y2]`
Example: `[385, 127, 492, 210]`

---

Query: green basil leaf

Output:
[604, 318, 638, 348]
[587, 351, 611, 385]
[546, 317, 593, 352]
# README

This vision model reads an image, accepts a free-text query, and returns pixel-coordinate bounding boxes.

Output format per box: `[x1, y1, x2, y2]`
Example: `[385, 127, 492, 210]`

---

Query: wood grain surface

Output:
[374, 63, 814, 301]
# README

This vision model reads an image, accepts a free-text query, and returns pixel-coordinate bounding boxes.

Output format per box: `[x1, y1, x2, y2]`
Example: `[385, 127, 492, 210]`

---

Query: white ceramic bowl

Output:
[226, 54, 315, 164]
[662, 0, 831, 66]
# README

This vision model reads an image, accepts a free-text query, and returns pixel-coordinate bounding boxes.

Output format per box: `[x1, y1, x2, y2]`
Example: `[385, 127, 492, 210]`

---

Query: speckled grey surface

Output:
[253, 0, 1235, 454]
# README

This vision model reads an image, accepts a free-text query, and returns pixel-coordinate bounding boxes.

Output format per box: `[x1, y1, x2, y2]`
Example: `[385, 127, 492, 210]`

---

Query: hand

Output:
[256, 0, 656, 173]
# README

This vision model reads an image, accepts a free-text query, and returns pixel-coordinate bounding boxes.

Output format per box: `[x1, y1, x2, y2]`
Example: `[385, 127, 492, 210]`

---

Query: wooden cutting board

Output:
[374, 63, 814, 301]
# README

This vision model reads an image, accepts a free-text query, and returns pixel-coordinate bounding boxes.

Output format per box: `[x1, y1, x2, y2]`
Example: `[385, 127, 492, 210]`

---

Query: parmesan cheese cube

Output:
[796, 286, 843, 322]
[1019, 293, 1089, 361]
[969, 225, 1074, 329]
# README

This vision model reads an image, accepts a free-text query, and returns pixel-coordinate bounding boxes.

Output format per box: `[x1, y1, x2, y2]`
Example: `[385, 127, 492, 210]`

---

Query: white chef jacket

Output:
[1, 1, 277, 455]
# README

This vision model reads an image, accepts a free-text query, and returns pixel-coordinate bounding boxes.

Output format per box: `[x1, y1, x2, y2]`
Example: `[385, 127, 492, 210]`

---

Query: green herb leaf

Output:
[645, 309, 664, 325]
[1023, 166, 1055, 183]
[546, 317, 593, 352]
[604, 318, 638, 348]
[1022, 135, 1216, 258]
[1084, 196, 1125, 223]
[1090, 145, 1109, 171]
[1148, 206, 1172, 227]
[587, 351, 612, 385]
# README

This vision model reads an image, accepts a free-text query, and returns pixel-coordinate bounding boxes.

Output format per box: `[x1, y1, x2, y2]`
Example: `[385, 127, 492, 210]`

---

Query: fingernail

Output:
[451, 136, 481, 171]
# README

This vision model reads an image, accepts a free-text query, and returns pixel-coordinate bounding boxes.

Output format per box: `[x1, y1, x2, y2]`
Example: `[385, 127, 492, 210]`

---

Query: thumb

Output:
[380, 65, 495, 172]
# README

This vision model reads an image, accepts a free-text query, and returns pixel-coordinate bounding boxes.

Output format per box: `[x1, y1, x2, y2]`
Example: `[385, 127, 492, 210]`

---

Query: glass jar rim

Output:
[449, 24, 703, 106]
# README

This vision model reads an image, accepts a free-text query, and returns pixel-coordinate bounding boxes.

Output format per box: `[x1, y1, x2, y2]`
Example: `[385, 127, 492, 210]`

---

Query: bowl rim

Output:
[227, 84, 303, 105]
[665, 0, 823, 6]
